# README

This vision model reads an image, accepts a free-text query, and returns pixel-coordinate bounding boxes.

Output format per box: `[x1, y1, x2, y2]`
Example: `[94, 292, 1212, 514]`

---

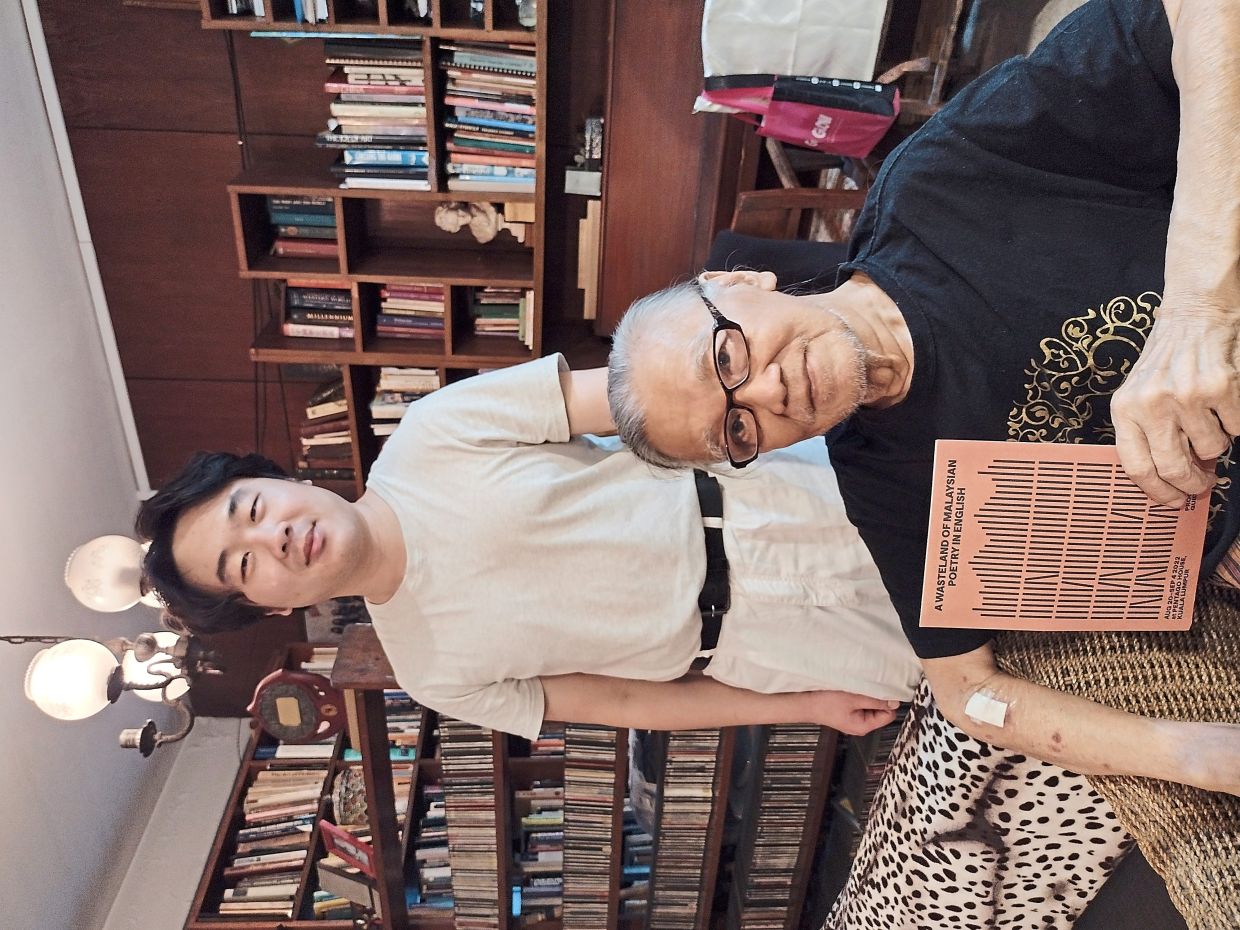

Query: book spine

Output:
[272, 239, 340, 259]
[277, 224, 338, 240]
[448, 52, 537, 75]
[283, 322, 355, 339]
[267, 196, 334, 213]
[267, 211, 338, 227]
[342, 148, 430, 166]
[443, 95, 536, 116]
[287, 288, 353, 310]
[446, 164, 535, 178]
[287, 308, 354, 324]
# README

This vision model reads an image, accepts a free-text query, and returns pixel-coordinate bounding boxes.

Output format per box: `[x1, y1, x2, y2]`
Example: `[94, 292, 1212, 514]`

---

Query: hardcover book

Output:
[919, 439, 1208, 632]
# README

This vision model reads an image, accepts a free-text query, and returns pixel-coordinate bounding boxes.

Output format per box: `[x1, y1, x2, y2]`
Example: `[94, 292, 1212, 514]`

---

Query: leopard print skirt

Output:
[823, 678, 1131, 930]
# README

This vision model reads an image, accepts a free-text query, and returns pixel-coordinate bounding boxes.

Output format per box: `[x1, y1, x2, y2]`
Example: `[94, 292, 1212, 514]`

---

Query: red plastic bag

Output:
[701, 74, 899, 158]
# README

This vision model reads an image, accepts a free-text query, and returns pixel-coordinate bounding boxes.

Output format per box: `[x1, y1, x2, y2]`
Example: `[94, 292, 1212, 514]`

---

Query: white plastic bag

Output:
[696, 0, 890, 113]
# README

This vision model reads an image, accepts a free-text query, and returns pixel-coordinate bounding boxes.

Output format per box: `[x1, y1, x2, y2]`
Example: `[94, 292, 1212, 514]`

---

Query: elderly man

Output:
[608, 0, 1240, 924]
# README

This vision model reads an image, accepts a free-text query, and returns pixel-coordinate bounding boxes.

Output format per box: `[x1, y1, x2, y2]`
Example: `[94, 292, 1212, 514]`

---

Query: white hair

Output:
[608, 280, 713, 469]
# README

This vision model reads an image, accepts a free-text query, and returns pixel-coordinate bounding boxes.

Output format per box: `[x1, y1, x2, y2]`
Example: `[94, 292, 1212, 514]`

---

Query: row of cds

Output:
[439, 719, 503, 929]
[561, 724, 621, 928]
[732, 725, 826, 929]
[646, 729, 723, 930]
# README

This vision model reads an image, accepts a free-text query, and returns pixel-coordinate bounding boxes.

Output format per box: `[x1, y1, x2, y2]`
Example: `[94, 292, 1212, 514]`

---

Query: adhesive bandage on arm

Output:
[964, 688, 1010, 728]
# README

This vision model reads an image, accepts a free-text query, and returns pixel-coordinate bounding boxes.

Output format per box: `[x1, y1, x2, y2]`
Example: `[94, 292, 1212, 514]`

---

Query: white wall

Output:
[0, 5, 235, 929]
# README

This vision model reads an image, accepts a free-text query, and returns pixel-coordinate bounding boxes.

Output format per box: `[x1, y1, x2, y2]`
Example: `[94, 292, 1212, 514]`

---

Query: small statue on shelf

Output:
[433, 200, 526, 244]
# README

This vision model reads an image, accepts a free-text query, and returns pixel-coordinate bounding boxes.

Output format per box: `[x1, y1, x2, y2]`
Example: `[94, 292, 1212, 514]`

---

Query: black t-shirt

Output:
[829, 0, 1240, 659]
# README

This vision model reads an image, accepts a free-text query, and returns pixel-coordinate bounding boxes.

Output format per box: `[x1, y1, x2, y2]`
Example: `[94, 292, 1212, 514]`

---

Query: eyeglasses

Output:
[693, 278, 759, 468]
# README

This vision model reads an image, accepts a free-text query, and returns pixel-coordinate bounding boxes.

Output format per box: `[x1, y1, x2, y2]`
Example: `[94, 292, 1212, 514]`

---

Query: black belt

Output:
[691, 470, 730, 672]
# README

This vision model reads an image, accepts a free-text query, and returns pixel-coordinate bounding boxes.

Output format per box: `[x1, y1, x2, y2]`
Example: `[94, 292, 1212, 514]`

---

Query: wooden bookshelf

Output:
[185, 642, 359, 928]
[216, 9, 553, 499]
[200, 0, 539, 40]
[312, 626, 838, 930]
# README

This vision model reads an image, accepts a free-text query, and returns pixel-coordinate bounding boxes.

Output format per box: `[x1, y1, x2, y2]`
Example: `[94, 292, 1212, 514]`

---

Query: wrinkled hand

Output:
[1112, 310, 1240, 505]
[808, 690, 900, 736]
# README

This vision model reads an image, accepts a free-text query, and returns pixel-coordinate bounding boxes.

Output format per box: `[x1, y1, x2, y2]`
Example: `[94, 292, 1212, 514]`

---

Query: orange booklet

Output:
[920, 440, 1207, 632]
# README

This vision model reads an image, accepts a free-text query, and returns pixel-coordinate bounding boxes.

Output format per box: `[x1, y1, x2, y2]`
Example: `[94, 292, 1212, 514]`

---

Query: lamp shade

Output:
[24, 639, 119, 720]
[64, 535, 145, 612]
[122, 631, 190, 702]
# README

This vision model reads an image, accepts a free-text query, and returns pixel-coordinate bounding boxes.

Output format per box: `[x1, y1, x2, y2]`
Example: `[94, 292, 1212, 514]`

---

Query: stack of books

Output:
[471, 286, 534, 348]
[440, 42, 537, 192]
[376, 282, 445, 341]
[297, 376, 355, 482]
[268, 195, 339, 261]
[412, 781, 454, 916]
[212, 767, 329, 919]
[283, 279, 354, 340]
[513, 780, 565, 925]
[342, 689, 422, 764]
[318, 39, 430, 191]
[369, 366, 441, 441]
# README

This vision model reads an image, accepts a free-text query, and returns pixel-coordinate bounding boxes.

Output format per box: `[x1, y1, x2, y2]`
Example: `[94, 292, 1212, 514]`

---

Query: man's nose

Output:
[733, 361, 786, 414]
[249, 521, 292, 557]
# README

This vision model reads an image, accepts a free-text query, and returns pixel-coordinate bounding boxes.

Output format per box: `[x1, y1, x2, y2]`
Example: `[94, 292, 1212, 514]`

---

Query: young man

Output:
[140, 360, 918, 740]
[606, 0, 1240, 921]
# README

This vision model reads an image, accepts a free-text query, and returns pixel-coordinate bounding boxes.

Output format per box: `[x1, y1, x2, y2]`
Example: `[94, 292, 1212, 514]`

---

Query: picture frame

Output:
[319, 820, 378, 879]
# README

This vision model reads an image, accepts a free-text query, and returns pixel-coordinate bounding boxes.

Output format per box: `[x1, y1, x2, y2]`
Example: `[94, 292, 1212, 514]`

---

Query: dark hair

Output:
[135, 451, 288, 635]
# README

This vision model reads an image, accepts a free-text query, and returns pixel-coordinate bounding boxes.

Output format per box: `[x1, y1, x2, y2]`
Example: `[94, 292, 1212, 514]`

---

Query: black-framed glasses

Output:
[693, 278, 759, 468]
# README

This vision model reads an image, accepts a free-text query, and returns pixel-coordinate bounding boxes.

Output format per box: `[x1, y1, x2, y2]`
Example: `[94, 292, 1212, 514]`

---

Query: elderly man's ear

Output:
[698, 269, 778, 291]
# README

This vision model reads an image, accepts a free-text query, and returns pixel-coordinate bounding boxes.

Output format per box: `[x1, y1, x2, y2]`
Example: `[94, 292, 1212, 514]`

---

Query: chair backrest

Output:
[729, 187, 868, 241]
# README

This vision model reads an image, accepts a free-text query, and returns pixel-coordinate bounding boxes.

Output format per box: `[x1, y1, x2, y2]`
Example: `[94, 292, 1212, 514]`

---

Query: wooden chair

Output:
[729, 185, 869, 243]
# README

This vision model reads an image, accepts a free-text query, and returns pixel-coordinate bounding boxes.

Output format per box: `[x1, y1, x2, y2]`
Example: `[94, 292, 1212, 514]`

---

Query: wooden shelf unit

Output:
[217, 11, 552, 498]
[200, 0, 537, 39]
[185, 629, 841, 929]
[184, 642, 388, 929]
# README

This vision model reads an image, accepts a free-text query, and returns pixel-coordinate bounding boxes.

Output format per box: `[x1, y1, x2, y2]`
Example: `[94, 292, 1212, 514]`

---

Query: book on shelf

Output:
[328, 100, 429, 120]
[444, 94, 537, 116]
[440, 43, 537, 76]
[329, 162, 430, 180]
[299, 416, 349, 439]
[918, 439, 1207, 633]
[452, 110, 536, 134]
[446, 120, 537, 142]
[306, 376, 346, 407]
[288, 307, 353, 325]
[325, 68, 424, 95]
[276, 223, 338, 239]
[268, 210, 338, 228]
[325, 38, 425, 68]
[283, 321, 355, 339]
[446, 163, 536, 178]
[341, 147, 430, 166]
[339, 177, 433, 191]
[328, 118, 428, 137]
[449, 150, 536, 168]
[287, 285, 352, 310]
[301, 434, 352, 451]
[268, 194, 335, 215]
[448, 177, 537, 193]
[272, 237, 340, 259]
[317, 128, 430, 149]
[316, 861, 380, 914]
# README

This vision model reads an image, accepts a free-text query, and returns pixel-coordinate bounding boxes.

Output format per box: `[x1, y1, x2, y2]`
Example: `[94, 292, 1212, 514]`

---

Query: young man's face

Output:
[171, 477, 366, 613]
[627, 274, 869, 465]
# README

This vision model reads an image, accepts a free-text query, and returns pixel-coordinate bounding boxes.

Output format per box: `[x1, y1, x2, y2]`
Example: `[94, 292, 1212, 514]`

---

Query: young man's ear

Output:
[265, 607, 295, 617]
